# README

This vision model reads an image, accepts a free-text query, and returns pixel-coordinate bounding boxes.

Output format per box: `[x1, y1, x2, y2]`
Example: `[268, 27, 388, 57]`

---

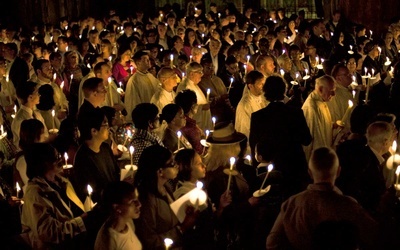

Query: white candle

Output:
[16, 182, 21, 198]
[226, 157, 236, 192]
[108, 77, 113, 105]
[246, 55, 250, 64]
[0, 125, 3, 135]
[70, 74, 73, 81]
[385, 57, 391, 66]
[60, 81, 65, 110]
[164, 238, 173, 250]
[364, 67, 368, 76]
[352, 90, 356, 99]
[227, 77, 234, 93]
[371, 68, 375, 77]
[170, 54, 174, 68]
[280, 69, 285, 76]
[205, 130, 210, 139]
[258, 164, 274, 193]
[53, 73, 57, 82]
[129, 146, 134, 166]
[177, 131, 182, 149]
[189, 181, 207, 210]
[87, 184, 93, 210]
[212, 117, 216, 129]
[396, 166, 400, 186]
[206, 88, 210, 102]
[365, 79, 370, 103]
[51, 109, 56, 129]
[64, 152, 68, 166]
[341, 100, 353, 124]
[245, 155, 252, 166]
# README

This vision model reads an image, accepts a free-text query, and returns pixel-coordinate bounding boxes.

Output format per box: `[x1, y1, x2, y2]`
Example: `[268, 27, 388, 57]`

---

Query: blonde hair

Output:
[203, 143, 241, 172]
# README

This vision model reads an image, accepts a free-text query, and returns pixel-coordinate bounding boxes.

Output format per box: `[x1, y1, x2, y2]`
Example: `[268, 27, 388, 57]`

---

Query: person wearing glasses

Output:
[151, 67, 178, 114]
[134, 145, 197, 249]
[21, 142, 88, 249]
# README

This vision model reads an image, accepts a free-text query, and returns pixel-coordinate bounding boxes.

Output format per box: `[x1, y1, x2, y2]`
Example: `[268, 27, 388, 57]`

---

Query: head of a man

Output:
[308, 147, 340, 183]
[315, 75, 336, 102]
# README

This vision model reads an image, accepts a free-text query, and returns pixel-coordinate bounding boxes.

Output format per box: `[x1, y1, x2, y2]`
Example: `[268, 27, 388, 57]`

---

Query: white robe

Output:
[302, 91, 333, 161]
[150, 87, 176, 114]
[177, 78, 212, 130]
[125, 71, 160, 122]
[235, 91, 268, 139]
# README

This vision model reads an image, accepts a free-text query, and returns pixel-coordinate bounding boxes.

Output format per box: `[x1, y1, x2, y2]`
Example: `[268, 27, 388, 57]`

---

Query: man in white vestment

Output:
[176, 62, 212, 130]
[151, 67, 178, 113]
[125, 50, 160, 122]
[302, 75, 336, 160]
[235, 70, 268, 139]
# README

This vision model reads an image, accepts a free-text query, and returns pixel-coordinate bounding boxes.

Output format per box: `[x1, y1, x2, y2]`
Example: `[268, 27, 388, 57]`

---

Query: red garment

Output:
[181, 115, 205, 155]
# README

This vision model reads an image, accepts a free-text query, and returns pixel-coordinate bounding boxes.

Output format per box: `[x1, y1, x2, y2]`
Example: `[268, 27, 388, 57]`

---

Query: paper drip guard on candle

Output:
[253, 164, 274, 197]
[49, 128, 59, 134]
[386, 154, 400, 170]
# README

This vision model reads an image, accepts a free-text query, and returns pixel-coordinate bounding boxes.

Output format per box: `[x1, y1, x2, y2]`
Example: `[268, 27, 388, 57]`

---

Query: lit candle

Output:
[258, 164, 274, 194]
[282, 49, 285, 55]
[60, 81, 65, 110]
[51, 109, 56, 129]
[182, 72, 185, 78]
[206, 88, 210, 102]
[5, 75, 12, 104]
[245, 155, 252, 165]
[340, 100, 353, 125]
[129, 146, 134, 167]
[212, 117, 216, 129]
[226, 157, 236, 192]
[53, 73, 57, 82]
[170, 54, 174, 68]
[280, 69, 285, 76]
[189, 181, 207, 210]
[396, 166, 400, 186]
[87, 184, 93, 210]
[364, 67, 368, 77]
[352, 90, 356, 99]
[177, 131, 182, 149]
[0, 125, 3, 135]
[365, 79, 370, 103]
[108, 77, 113, 105]
[70, 74, 73, 81]
[164, 238, 173, 250]
[64, 152, 68, 166]
[16, 182, 21, 198]
[205, 129, 210, 139]
[385, 57, 391, 66]
[371, 68, 375, 77]
[227, 77, 234, 93]
[246, 55, 250, 64]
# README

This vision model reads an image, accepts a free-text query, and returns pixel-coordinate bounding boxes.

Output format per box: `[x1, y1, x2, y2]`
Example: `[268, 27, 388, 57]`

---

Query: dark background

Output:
[1, 0, 400, 35]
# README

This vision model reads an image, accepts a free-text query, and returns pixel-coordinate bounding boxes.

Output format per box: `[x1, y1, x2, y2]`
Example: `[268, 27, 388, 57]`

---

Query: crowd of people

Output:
[0, 1, 400, 249]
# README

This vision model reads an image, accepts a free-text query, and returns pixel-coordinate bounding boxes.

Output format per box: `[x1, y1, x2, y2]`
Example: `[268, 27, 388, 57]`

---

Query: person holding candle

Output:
[174, 89, 206, 155]
[78, 53, 105, 107]
[36, 84, 61, 131]
[78, 77, 107, 119]
[302, 75, 336, 161]
[204, 122, 259, 249]
[112, 46, 134, 87]
[11, 81, 49, 148]
[94, 181, 142, 250]
[22, 143, 88, 249]
[173, 149, 232, 249]
[160, 103, 192, 153]
[134, 145, 197, 249]
[219, 55, 245, 109]
[73, 108, 120, 204]
[0, 57, 16, 110]
[266, 147, 378, 250]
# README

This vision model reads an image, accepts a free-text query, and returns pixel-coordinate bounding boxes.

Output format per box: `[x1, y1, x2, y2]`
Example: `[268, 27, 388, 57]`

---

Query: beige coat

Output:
[21, 175, 86, 249]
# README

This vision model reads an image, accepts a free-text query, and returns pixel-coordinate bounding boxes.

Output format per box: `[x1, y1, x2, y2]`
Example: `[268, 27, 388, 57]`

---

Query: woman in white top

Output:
[94, 181, 142, 250]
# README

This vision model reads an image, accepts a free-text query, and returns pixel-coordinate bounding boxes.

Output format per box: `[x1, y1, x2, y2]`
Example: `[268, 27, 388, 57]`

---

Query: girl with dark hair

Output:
[134, 145, 196, 249]
[160, 103, 191, 152]
[182, 28, 200, 59]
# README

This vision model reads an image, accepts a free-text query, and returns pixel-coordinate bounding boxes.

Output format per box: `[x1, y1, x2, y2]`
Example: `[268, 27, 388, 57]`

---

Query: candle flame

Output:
[64, 152, 68, 162]
[177, 131, 182, 138]
[16, 182, 21, 192]
[196, 181, 203, 189]
[348, 100, 353, 108]
[396, 166, 400, 175]
[230, 157, 236, 166]
[127, 129, 132, 137]
[51, 109, 55, 117]
[350, 45, 352, 50]
[205, 130, 210, 138]
[280, 69, 285, 76]
[245, 155, 251, 162]
[230, 77, 233, 83]
[352, 90, 356, 98]
[164, 238, 173, 247]
[129, 145, 134, 155]
[305, 68, 308, 74]
[207, 88, 210, 94]
[60, 81, 64, 89]
[108, 77, 112, 83]
[70, 74, 73, 80]
[268, 164, 274, 172]
[87, 185, 93, 195]
[212, 117, 216, 123]
[392, 140, 397, 153]
[170, 54, 173, 60]
[53, 73, 56, 80]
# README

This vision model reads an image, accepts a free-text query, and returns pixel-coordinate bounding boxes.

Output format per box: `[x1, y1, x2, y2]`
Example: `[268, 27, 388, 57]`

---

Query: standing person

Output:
[73, 107, 120, 203]
[176, 62, 212, 130]
[235, 70, 268, 140]
[11, 81, 48, 148]
[302, 75, 336, 161]
[94, 181, 142, 250]
[173, 149, 232, 250]
[266, 147, 378, 250]
[125, 50, 160, 122]
[3, 42, 29, 90]
[150, 67, 178, 113]
[134, 145, 197, 249]
[250, 75, 312, 198]
[22, 143, 87, 249]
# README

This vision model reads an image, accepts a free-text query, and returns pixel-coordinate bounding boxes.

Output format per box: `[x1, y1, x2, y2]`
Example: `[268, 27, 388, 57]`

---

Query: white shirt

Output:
[150, 87, 176, 114]
[94, 220, 142, 250]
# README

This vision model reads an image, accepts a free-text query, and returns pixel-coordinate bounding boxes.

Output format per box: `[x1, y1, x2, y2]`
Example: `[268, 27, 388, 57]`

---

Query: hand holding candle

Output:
[258, 164, 274, 194]
[337, 100, 353, 126]
[189, 181, 207, 210]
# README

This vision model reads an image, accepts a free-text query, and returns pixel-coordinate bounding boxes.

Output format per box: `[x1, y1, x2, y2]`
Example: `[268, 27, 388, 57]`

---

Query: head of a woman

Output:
[175, 149, 205, 182]
[174, 89, 198, 116]
[135, 145, 177, 195]
[160, 103, 186, 129]
[131, 103, 159, 130]
[25, 143, 62, 180]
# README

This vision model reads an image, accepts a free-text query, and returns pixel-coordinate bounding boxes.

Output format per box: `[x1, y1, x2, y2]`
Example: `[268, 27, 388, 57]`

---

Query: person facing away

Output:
[266, 147, 379, 250]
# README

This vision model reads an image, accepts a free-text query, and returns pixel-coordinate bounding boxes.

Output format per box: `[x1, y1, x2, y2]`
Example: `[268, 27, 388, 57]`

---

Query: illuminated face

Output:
[191, 153, 206, 179]
[346, 58, 357, 72]
[119, 190, 141, 220]
[318, 81, 336, 102]
[263, 58, 276, 75]
[249, 77, 265, 96]
[172, 108, 186, 128]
